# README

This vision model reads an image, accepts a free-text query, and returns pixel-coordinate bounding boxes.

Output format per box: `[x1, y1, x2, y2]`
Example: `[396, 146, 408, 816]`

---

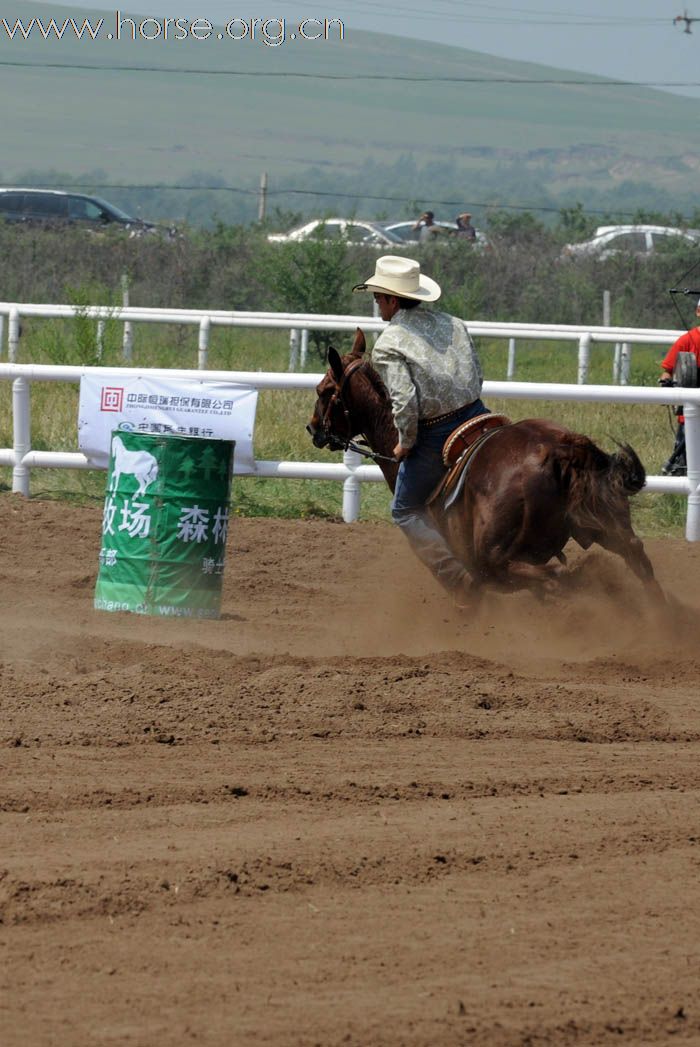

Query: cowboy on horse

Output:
[309, 258, 660, 601]
[352, 255, 490, 605]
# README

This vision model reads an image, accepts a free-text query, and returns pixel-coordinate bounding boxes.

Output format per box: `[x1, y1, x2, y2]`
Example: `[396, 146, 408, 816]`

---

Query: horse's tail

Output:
[608, 441, 647, 495]
[565, 437, 645, 536]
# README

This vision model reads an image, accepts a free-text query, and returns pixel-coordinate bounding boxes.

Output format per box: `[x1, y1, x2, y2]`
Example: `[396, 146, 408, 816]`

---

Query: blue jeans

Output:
[392, 399, 488, 594]
[662, 422, 687, 476]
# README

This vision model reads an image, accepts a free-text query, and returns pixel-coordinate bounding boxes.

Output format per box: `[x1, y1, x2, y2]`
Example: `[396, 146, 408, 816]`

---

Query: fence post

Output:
[577, 333, 590, 384]
[620, 342, 632, 385]
[96, 320, 105, 361]
[0, 314, 4, 359]
[684, 402, 700, 541]
[12, 376, 31, 495]
[612, 343, 621, 384]
[121, 273, 133, 361]
[507, 337, 516, 380]
[603, 290, 611, 326]
[342, 447, 362, 522]
[8, 308, 21, 363]
[300, 329, 309, 368]
[122, 320, 133, 361]
[288, 328, 300, 371]
[198, 317, 210, 370]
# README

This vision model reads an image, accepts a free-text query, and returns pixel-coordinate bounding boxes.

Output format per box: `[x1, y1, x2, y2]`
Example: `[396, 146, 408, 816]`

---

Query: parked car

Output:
[267, 218, 404, 247]
[0, 188, 165, 237]
[562, 224, 700, 259]
[383, 219, 490, 248]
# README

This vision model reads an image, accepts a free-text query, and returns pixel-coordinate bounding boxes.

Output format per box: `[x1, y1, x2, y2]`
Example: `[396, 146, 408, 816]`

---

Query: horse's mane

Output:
[341, 353, 390, 404]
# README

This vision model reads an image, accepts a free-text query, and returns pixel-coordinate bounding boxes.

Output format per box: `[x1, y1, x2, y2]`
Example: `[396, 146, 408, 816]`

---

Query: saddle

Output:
[427, 413, 511, 508]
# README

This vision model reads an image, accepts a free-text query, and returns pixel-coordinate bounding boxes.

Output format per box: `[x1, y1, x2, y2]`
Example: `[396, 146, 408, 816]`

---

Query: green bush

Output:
[0, 216, 694, 334]
[256, 233, 354, 359]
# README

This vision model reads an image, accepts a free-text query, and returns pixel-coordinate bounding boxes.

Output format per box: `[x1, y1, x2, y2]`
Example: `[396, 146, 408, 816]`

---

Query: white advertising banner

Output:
[78, 373, 258, 473]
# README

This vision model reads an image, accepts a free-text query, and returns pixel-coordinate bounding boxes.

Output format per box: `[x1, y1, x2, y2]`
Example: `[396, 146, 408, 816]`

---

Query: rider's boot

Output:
[393, 507, 471, 604]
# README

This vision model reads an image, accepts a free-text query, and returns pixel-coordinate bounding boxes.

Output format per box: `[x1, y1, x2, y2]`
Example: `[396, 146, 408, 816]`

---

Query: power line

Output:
[26, 180, 695, 220]
[344, 2, 666, 27]
[343, 0, 666, 20]
[0, 59, 696, 87]
[30, 0, 673, 26]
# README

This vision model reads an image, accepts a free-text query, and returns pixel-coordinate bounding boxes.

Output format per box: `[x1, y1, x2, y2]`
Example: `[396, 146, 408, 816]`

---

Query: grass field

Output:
[0, 319, 687, 537]
[3, 1, 700, 225]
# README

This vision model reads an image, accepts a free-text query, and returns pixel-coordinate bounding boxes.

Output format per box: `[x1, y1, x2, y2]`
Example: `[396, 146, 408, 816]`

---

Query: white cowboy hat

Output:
[353, 255, 441, 302]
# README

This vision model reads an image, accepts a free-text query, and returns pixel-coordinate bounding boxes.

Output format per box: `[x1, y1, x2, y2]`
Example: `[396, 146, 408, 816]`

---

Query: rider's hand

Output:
[394, 442, 411, 461]
[658, 375, 673, 387]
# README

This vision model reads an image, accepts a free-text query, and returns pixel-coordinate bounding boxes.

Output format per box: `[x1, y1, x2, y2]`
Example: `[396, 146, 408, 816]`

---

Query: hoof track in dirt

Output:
[2, 496, 700, 1046]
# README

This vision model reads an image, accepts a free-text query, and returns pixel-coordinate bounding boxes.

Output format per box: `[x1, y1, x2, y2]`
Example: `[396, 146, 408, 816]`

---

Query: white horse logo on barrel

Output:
[109, 435, 159, 496]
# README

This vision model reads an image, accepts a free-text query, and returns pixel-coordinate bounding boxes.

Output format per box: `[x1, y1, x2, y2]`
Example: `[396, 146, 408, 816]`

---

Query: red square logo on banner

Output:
[101, 387, 124, 412]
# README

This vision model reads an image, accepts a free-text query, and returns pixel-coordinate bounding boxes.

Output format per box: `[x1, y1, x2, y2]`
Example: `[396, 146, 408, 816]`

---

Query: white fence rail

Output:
[0, 301, 685, 383]
[1, 362, 699, 540]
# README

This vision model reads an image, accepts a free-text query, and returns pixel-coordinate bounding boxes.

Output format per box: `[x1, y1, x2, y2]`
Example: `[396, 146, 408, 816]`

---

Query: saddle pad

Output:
[442, 413, 511, 467]
[427, 416, 511, 510]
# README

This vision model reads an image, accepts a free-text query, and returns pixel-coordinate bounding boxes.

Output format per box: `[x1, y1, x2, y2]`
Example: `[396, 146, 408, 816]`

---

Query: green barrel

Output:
[94, 431, 234, 618]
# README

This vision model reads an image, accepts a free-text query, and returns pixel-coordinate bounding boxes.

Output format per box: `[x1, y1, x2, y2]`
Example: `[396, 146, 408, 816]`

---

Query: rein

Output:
[343, 437, 398, 464]
[320, 357, 398, 464]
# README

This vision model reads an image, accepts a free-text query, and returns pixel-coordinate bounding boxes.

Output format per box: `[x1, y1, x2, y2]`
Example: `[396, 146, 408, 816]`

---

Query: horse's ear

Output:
[328, 346, 344, 382]
[350, 327, 367, 357]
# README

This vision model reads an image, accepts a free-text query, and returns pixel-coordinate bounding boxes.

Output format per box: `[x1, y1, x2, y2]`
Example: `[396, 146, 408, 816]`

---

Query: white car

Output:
[267, 218, 404, 247]
[383, 219, 490, 248]
[562, 224, 700, 259]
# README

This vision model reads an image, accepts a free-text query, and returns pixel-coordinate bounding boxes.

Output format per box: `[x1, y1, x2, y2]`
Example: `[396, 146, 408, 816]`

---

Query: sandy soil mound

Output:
[2, 494, 700, 1046]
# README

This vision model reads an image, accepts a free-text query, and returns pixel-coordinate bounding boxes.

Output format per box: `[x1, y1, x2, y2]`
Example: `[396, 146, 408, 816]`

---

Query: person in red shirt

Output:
[659, 298, 700, 475]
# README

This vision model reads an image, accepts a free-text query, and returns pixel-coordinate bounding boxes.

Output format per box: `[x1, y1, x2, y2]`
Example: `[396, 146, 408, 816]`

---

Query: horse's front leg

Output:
[476, 557, 567, 595]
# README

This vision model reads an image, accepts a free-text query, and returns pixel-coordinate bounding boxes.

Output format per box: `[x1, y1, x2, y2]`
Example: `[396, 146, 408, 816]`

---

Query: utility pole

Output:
[258, 171, 268, 222]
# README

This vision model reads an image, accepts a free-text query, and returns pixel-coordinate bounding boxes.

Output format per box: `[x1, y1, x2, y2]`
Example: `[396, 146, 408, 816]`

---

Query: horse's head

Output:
[307, 327, 368, 450]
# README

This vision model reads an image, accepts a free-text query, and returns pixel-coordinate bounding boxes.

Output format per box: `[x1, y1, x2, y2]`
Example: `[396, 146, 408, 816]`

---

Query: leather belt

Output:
[419, 401, 476, 429]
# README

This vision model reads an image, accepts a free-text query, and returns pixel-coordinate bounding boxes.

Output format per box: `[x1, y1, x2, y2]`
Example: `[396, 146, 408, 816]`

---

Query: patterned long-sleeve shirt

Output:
[371, 306, 484, 448]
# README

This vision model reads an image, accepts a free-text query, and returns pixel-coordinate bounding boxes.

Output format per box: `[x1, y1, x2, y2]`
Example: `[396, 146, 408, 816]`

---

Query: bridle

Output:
[317, 357, 366, 449]
[315, 357, 398, 463]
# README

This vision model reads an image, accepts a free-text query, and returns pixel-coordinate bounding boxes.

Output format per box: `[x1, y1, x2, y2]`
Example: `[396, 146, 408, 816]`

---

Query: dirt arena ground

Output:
[2, 493, 700, 1046]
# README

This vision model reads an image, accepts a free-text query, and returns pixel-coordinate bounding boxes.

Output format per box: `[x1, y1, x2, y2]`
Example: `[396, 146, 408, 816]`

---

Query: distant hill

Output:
[1, 1, 699, 225]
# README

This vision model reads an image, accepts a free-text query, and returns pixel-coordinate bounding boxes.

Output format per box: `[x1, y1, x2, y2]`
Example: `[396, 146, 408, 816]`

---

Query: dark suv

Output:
[0, 188, 158, 235]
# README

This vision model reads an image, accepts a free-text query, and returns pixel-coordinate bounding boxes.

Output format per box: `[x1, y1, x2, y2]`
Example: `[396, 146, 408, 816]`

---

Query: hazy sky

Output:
[43, 0, 700, 98]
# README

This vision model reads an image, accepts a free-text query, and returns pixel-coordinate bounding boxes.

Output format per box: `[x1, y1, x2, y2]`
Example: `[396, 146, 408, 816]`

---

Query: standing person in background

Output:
[412, 210, 441, 243]
[454, 212, 477, 241]
[659, 297, 700, 476]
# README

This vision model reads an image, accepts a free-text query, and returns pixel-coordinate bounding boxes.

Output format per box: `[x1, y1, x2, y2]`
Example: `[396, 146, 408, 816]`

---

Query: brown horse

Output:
[307, 328, 663, 599]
